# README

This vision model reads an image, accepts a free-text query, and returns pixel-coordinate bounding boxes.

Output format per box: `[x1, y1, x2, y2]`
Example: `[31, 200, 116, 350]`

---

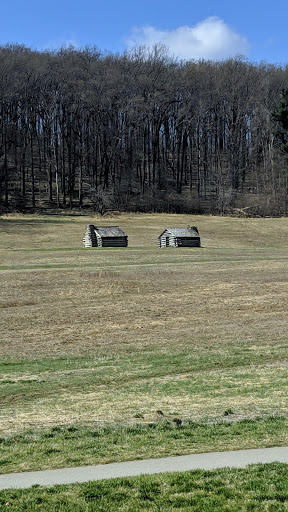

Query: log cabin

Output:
[158, 227, 200, 248]
[83, 225, 128, 247]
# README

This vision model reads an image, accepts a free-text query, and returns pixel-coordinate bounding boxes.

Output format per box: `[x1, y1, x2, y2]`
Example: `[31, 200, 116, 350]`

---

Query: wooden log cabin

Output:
[158, 227, 201, 248]
[83, 225, 128, 247]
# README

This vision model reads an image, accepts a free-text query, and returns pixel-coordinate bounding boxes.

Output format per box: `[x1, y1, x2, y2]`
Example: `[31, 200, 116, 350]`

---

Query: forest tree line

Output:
[0, 44, 288, 215]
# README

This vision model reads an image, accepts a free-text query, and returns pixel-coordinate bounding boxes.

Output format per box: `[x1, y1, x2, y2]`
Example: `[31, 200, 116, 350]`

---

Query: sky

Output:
[1, 0, 288, 65]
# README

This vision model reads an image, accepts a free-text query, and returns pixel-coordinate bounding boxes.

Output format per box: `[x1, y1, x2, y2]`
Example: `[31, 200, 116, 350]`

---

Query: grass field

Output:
[0, 212, 288, 474]
[1, 463, 288, 511]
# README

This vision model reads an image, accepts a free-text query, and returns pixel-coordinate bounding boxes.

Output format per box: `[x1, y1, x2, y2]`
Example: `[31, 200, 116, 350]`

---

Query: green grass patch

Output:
[0, 417, 287, 474]
[1, 463, 288, 511]
[1, 342, 288, 403]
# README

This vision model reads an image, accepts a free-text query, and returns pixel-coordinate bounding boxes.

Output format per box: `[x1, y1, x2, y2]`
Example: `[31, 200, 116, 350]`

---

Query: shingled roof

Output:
[94, 226, 127, 237]
[158, 227, 199, 238]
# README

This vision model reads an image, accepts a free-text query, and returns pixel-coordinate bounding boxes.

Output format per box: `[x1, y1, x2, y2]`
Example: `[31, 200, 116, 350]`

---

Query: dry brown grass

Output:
[0, 213, 288, 434]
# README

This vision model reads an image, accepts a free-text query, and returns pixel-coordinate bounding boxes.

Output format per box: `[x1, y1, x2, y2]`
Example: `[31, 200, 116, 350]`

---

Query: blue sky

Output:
[1, 0, 288, 64]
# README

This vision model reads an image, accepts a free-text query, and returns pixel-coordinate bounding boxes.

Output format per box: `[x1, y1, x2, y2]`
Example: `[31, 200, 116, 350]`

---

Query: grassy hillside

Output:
[0, 213, 287, 473]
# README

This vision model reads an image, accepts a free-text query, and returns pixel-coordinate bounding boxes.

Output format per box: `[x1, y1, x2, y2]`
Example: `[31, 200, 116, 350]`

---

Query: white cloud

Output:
[42, 37, 79, 51]
[126, 17, 249, 60]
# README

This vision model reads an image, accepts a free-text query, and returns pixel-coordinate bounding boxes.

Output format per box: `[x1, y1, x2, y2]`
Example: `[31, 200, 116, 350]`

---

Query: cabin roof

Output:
[158, 227, 200, 238]
[94, 226, 127, 237]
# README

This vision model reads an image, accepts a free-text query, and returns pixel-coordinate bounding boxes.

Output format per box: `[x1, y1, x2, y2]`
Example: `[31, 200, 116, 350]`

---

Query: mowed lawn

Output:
[0, 213, 288, 473]
[1, 463, 288, 511]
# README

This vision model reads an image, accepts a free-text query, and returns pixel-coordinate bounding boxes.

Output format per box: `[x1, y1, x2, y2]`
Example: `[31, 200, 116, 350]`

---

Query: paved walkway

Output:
[1, 446, 288, 491]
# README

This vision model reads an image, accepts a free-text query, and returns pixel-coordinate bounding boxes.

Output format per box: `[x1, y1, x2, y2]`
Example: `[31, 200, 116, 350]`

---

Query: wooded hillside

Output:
[0, 44, 288, 215]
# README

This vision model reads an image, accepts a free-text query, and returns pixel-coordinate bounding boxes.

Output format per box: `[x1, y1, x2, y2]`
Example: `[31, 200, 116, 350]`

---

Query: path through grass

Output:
[1, 463, 288, 511]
